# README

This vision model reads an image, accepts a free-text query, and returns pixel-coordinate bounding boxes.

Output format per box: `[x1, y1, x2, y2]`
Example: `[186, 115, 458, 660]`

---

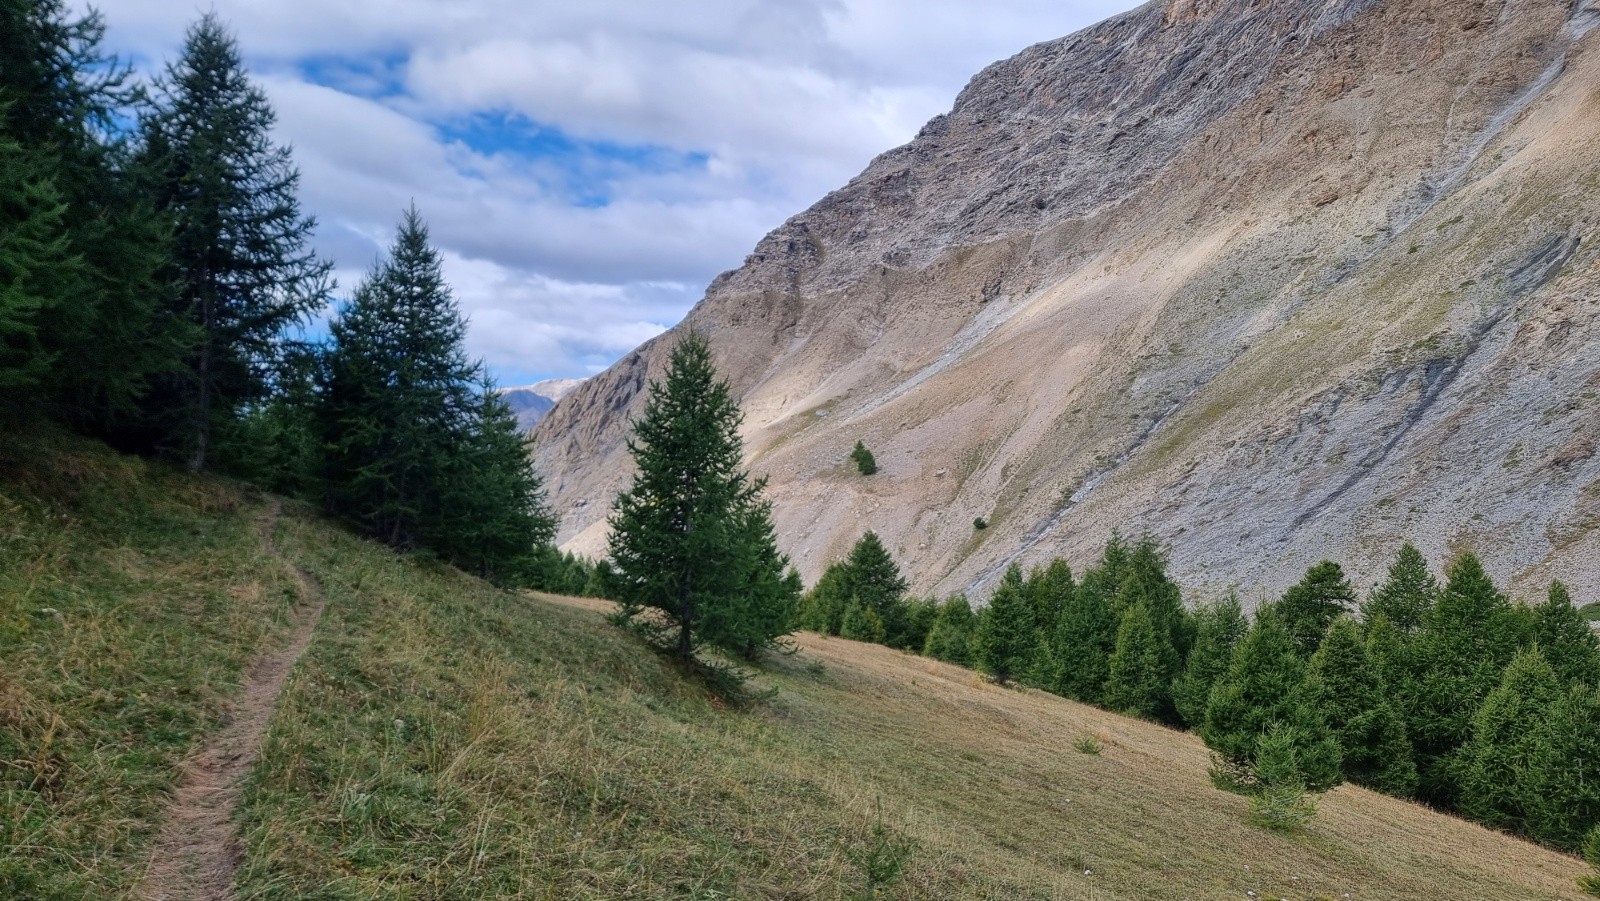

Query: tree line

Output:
[800, 531, 1600, 854]
[1, 2, 556, 583]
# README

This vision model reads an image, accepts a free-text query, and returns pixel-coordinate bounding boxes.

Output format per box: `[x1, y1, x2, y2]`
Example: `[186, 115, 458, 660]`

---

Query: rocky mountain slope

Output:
[502, 378, 583, 430]
[535, 0, 1600, 603]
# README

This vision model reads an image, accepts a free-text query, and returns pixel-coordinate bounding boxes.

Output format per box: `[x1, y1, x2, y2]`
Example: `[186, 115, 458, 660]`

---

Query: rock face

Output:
[535, 0, 1600, 604]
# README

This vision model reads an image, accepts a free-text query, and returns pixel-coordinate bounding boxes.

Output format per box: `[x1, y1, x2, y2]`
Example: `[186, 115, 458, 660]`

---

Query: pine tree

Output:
[1360, 542, 1438, 633]
[141, 13, 330, 470]
[1457, 647, 1562, 833]
[1050, 566, 1119, 703]
[974, 564, 1035, 684]
[1105, 603, 1166, 719]
[429, 378, 558, 584]
[1409, 552, 1522, 805]
[1173, 593, 1248, 728]
[1307, 617, 1418, 795]
[1525, 683, 1600, 851]
[1202, 608, 1341, 792]
[607, 332, 787, 661]
[1277, 560, 1355, 657]
[1535, 581, 1600, 687]
[923, 596, 975, 665]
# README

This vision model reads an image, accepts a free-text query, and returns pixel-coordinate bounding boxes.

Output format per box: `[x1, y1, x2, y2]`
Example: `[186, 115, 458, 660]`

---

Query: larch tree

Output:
[1534, 581, 1600, 687]
[1173, 593, 1248, 728]
[1360, 542, 1439, 633]
[973, 563, 1035, 684]
[1105, 602, 1167, 719]
[607, 332, 791, 661]
[1457, 647, 1563, 834]
[141, 13, 330, 470]
[1276, 560, 1355, 657]
[1306, 617, 1418, 796]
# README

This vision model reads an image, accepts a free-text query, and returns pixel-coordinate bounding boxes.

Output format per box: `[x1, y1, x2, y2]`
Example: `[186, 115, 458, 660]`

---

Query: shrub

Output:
[1073, 735, 1103, 755]
[973, 517, 988, 530]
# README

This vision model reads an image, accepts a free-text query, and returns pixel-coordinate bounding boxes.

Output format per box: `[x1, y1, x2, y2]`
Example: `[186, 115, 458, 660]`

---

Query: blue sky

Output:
[77, 0, 1140, 386]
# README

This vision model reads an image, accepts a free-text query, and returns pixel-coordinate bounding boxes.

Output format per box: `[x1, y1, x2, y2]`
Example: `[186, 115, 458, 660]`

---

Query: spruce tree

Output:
[1306, 617, 1418, 795]
[607, 332, 788, 660]
[141, 13, 330, 470]
[973, 563, 1035, 684]
[1524, 683, 1600, 851]
[1202, 608, 1341, 792]
[1535, 581, 1600, 687]
[1457, 647, 1562, 833]
[1360, 542, 1438, 633]
[1105, 603, 1167, 719]
[923, 596, 975, 665]
[1173, 593, 1248, 728]
[850, 440, 877, 475]
[1277, 560, 1355, 657]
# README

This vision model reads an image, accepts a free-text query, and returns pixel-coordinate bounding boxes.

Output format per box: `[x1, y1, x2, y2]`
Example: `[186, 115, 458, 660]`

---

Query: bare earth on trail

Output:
[136, 503, 327, 901]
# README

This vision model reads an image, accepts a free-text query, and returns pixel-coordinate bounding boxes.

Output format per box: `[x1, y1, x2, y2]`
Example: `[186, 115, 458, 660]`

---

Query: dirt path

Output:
[136, 501, 326, 900]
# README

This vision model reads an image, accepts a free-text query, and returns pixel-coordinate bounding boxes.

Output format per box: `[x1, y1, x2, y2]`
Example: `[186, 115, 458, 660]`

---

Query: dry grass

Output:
[3, 426, 1589, 899]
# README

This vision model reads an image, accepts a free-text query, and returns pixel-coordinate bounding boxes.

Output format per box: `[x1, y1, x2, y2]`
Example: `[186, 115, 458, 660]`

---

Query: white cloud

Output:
[77, 0, 1143, 380]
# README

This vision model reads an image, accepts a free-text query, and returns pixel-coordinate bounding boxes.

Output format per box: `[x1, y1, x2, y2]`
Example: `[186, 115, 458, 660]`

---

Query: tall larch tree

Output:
[1105, 602, 1167, 719]
[1050, 563, 1120, 703]
[1535, 581, 1600, 687]
[1360, 542, 1439, 633]
[1525, 684, 1600, 851]
[1277, 560, 1355, 657]
[974, 563, 1035, 684]
[607, 332, 790, 660]
[141, 13, 330, 470]
[1306, 617, 1417, 795]
[1173, 593, 1248, 728]
[1456, 647, 1563, 834]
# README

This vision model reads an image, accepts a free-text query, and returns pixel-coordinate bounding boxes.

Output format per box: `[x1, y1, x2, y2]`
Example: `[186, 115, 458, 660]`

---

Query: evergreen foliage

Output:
[1277, 560, 1355, 656]
[1534, 581, 1600, 687]
[316, 209, 555, 582]
[973, 564, 1035, 684]
[1360, 542, 1438, 633]
[1173, 593, 1248, 728]
[1306, 617, 1417, 795]
[1457, 647, 1562, 833]
[140, 13, 331, 470]
[0, 0, 181, 426]
[1202, 609, 1341, 792]
[1408, 552, 1522, 804]
[606, 332, 791, 661]
[1524, 684, 1600, 851]
[922, 596, 975, 665]
[1246, 722, 1320, 832]
[1050, 565, 1119, 703]
[850, 440, 877, 475]
[1104, 603, 1167, 719]
[1581, 827, 1600, 897]
[797, 560, 851, 636]
[840, 601, 887, 644]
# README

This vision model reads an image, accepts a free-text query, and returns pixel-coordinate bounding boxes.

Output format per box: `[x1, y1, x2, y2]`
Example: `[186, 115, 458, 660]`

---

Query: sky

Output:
[77, 0, 1141, 386]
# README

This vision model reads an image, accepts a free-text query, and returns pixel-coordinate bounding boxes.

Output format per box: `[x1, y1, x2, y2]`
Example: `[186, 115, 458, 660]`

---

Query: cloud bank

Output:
[79, 0, 1138, 384]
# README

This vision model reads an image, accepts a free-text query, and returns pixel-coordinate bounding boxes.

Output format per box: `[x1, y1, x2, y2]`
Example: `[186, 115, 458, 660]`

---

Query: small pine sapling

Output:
[844, 800, 914, 900]
[851, 440, 878, 475]
[1581, 826, 1600, 897]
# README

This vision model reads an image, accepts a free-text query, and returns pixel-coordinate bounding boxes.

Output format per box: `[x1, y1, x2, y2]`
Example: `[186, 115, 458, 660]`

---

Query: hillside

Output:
[534, 0, 1600, 602]
[0, 429, 1589, 899]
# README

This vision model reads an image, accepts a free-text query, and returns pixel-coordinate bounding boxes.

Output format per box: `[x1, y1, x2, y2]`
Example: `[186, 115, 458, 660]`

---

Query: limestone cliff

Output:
[535, 0, 1600, 603]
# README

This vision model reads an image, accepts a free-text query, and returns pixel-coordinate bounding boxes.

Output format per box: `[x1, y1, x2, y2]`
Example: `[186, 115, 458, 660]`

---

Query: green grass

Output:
[3, 426, 1593, 899]
[0, 423, 298, 897]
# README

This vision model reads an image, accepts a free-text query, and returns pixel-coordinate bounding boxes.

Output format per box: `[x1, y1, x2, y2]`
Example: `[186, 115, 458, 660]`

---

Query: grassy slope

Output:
[1, 428, 1590, 899]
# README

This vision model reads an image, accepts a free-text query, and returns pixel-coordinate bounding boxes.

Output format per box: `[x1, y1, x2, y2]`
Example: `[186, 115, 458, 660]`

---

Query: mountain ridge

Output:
[535, 0, 1600, 603]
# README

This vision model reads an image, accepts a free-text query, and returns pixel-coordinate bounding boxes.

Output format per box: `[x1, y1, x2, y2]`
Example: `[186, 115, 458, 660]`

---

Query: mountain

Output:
[535, 0, 1600, 603]
[501, 378, 584, 430]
